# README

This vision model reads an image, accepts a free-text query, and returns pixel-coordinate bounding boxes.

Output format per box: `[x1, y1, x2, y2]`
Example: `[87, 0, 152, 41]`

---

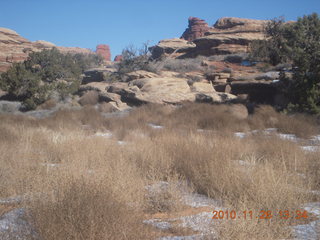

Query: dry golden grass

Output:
[0, 103, 319, 239]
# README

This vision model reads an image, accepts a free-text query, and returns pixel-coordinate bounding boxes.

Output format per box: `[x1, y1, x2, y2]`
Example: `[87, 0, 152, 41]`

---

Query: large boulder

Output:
[191, 82, 215, 93]
[82, 67, 117, 84]
[106, 77, 237, 105]
[125, 70, 159, 81]
[149, 38, 196, 59]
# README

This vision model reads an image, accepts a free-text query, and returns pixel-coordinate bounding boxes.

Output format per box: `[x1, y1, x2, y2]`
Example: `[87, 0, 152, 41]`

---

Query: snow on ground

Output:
[0, 208, 37, 240]
[144, 181, 220, 239]
[292, 202, 320, 240]
[301, 146, 320, 152]
[148, 123, 164, 129]
[94, 131, 113, 138]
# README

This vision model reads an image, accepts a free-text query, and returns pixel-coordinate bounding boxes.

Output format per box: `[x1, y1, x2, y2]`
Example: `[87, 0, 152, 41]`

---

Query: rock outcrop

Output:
[181, 17, 210, 42]
[96, 44, 111, 62]
[114, 55, 123, 62]
[149, 38, 196, 59]
[151, 17, 268, 59]
[0, 27, 94, 72]
[191, 17, 267, 56]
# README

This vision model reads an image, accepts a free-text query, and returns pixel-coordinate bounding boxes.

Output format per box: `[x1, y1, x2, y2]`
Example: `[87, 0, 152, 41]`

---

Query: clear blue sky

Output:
[1, 0, 319, 58]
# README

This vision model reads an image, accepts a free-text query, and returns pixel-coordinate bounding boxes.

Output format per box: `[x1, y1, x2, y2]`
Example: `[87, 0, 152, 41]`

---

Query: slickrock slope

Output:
[0, 27, 93, 72]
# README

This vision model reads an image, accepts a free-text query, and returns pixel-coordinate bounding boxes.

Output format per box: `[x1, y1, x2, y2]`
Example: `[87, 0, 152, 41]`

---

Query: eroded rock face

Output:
[96, 44, 111, 62]
[0, 27, 94, 73]
[181, 17, 210, 42]
[190, 17, 267, 57]
[149, 38, 196, 59]
[151, 17, 268, 59]
[114, 55, 123, 62]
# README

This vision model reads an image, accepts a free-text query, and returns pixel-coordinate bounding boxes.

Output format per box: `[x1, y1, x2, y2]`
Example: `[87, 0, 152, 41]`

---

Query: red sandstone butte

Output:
[181, 17, 210, 42]
[96, 44, 111, 62]
[114, 55, 123, 62]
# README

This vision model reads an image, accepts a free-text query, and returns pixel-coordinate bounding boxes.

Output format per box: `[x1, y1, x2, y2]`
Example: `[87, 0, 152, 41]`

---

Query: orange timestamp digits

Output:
[212, 209, 309, 220]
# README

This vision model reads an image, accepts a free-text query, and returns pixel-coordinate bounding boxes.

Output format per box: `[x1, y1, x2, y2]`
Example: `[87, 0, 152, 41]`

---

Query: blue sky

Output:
[1, 0, 319, 58]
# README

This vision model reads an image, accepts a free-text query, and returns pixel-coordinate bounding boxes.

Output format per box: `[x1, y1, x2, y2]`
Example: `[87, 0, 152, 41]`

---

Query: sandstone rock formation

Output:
[114, 55, 123, 62]
[181, 17, 210, 42]
[149, 38, 196, 59]
[0, 27, 94, 72]
[79, 69, 237, 109]
[151, 17, 268, 59]
[96, 44, 111, 62]
[190, 17, 267, 57]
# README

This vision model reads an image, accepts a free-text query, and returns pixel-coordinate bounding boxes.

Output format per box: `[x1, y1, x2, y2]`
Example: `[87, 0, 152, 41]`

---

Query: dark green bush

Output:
[0, 48, 102, 110]
[251, 13, 320, 114]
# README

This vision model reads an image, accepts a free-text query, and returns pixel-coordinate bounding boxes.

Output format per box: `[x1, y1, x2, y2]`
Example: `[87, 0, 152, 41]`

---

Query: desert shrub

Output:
[78, 91, 99, 106]
[0, 48, 102, 110]
[161, 57, 204, 73]
[117, 43, 151, 74]
[224, 54, 243, 63]
[29, 180, 147, 240]
[251, 13, 320, 113]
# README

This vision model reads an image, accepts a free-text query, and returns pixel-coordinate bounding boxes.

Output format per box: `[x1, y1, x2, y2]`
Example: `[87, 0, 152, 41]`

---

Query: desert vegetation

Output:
[0, 104, 319, 239]
[1, 11, 320, 240]
[0, 48, 103, 110]
[251, 13, 320, 114]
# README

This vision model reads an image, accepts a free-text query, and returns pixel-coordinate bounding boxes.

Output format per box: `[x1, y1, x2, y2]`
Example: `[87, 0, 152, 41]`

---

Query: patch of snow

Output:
[293, 221, 320, 240]
[278, 133, 299, 142]
[181, 192, 222, 208]
[41, 163, 60, 168]
[0, 196, 24, 205]
[0, 208, 37, 240]
[94, 131, 113, 138]
[303, 202, 320, 216]
[292, 202, 320, 239]
[159, 234, 211, 240]
[310, 135, 320, 144]
[272, 79, 280, 83]
[117, 140, 126, 145]
[143, 219, 172, 230]
[148, 123, 164, 129]
[234, 132, 246, 139]
[175, 211, 216, 234]
[263, 128, 278, 135]
[301, 146, 320, 152]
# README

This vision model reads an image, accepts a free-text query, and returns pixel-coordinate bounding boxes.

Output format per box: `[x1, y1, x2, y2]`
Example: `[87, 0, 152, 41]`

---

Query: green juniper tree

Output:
[0, 48, 103, 110]
[251, 13, 320, 114]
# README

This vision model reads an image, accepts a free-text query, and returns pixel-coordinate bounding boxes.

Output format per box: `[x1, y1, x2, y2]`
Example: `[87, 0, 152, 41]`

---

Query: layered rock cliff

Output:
[181, 17, 210, 42]
[0, 27, 94, 72]
[151, 17, 268, 59]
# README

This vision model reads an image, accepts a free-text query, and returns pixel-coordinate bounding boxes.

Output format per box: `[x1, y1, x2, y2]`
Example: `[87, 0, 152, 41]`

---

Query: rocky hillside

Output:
[0, 27, 107, 73]
[150, 17, 268, 59]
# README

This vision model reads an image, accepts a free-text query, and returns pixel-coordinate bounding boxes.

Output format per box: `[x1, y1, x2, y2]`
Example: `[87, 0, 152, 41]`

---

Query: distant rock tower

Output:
[181, 17, 210, 42]
[114, 55, 123, 62]
[96, 44, 111, 62]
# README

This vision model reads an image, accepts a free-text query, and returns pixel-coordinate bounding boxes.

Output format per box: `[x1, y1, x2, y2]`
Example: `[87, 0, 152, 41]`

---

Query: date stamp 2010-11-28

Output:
[212, 210, 309, 220]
